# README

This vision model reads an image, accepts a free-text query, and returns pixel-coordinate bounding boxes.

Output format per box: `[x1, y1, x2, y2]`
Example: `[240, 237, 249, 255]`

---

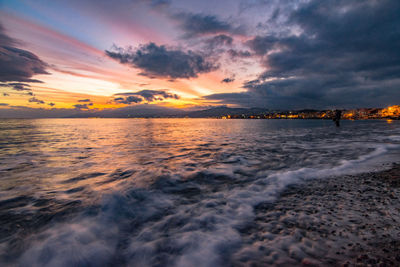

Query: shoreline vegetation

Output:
[249, 163, 400, 266]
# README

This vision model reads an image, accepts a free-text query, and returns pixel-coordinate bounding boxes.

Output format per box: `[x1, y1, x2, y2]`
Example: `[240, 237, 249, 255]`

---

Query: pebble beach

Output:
[242, 163, 400, 266]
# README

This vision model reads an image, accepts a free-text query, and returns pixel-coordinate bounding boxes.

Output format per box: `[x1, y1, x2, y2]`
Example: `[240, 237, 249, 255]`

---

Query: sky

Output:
[0, 0, 399, 115]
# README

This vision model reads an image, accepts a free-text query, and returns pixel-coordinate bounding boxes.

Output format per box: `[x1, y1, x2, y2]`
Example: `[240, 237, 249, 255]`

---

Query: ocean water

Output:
[0, 119, 399, 266]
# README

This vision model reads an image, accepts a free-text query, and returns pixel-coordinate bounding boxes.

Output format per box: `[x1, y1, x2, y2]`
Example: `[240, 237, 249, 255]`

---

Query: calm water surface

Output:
[0, 119, 399, 266]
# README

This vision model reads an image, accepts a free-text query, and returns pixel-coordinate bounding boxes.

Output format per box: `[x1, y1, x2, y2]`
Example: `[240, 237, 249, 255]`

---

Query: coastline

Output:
[0, 118, 398, 266]
[242, 163, 400, 266]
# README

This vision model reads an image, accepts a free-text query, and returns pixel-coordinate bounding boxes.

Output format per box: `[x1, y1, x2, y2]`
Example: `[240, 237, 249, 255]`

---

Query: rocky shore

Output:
[236, 163, 400, 266]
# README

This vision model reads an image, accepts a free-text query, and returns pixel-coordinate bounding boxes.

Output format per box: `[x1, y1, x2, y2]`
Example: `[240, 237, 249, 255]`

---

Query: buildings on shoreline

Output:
[220, 105, 400, 120]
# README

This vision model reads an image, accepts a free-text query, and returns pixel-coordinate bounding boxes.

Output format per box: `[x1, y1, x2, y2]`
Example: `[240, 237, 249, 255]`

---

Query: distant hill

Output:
[68, 106, 270, 118]
[68, 104, 186, 118]
[5, 105, 391, 119]
[185, 107, 269, 118]
[2, 105, 269, 118]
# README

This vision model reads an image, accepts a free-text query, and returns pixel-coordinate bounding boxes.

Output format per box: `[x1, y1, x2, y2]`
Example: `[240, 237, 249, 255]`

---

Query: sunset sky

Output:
[0, 0, 399, 115]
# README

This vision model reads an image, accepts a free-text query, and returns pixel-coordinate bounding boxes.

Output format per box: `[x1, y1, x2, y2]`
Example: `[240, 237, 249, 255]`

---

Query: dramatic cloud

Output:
[221, 78, 235, 83]
[172, 12, 239, 38]
[3, 93, 9, 96]
[48, 102, 55, 107]
[77, 99, 91, 102]
[106, 43, 218, 79]
[0, 24, 49, 83]
[114, 96, 143, 104]
[246, 35, 281, 56]
[114, 89, 179, 104]
[0, 103, 9, 106]
[1, 0, 399, 111]
[135, 89, 179, 101]
[28, 97, 45, 104]
[211, 0, 400, 109]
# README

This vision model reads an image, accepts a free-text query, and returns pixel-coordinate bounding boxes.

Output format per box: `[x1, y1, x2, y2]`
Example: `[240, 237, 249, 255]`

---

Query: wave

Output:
[7, 142, 397, 267]
[388, 135, 400, 141]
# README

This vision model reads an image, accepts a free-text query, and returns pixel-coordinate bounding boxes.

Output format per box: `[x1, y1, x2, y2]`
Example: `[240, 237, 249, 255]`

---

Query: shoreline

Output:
[0, 117, 399, 120]
[240, 163, 400, 266]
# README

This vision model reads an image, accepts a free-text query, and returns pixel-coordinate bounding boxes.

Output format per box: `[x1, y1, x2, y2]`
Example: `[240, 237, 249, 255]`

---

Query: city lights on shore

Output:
[219, 105, 400, 120]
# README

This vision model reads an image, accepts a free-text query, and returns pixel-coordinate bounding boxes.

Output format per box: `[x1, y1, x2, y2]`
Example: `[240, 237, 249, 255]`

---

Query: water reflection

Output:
[1, 119, 399, 196]
[0, 119, 399, 265]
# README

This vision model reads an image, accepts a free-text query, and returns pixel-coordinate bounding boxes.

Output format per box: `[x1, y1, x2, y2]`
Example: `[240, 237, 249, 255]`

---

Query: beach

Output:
[244, 163, 400, 266]
[0, 119, 399, 266]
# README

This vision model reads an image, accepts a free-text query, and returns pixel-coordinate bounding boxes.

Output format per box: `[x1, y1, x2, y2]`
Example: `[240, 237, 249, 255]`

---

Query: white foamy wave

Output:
[388, 135, 400, 141]
[15, 143, 397, 267]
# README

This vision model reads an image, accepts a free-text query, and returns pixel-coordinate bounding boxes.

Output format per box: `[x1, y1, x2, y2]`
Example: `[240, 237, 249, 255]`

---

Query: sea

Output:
[0, 119, 399, 266]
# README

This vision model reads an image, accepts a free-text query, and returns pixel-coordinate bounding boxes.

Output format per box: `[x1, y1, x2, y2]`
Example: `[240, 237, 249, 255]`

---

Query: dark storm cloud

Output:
[204, 92, 250, 101]
[0, 23, 49, 83]
[0, 103, 9, 106]
[203, 90, 316, 110]
[246, 35, 281, 56]
[207, 75, 400, 109]
[106, 43, 218, 79]
[114, 89, 179, 104]
[0, 44, 48, 83]
[213, 0, 400, 109]
[172, 12, 239, 38]
[28, 97, 45, 104]
[252, 0, 400, 80]
[204, 92, 260, 108]
[221, 78, 235, 83]
[78, 99, 91, 102]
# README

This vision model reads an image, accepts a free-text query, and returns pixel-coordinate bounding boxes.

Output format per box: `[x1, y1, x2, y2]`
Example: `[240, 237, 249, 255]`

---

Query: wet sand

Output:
[237, 163, 400, 266]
